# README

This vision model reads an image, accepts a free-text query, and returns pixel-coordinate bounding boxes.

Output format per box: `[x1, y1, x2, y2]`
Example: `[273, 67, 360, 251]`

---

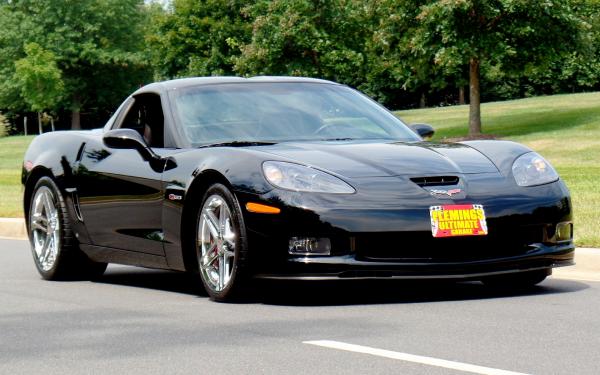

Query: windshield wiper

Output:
[318, 138, 358, 141]
[198, 141, 276, 148]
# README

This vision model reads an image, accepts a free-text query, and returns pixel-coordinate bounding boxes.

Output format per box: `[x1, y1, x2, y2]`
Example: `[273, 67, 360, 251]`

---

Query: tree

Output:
[15, 43, 64, 132]
[528, 0, 600, 94]
[360, 1, 452, 108]
[402, 0, 583, 135]
[147, 0, 254, 79]
[234, 0, 369, 88]
[0, 0, 151, 129]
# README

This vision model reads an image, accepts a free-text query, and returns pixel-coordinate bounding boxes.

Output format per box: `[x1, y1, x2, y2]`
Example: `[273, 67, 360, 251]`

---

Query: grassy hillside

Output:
[396, 92, 600, 247]
[1, 92, 598, 246]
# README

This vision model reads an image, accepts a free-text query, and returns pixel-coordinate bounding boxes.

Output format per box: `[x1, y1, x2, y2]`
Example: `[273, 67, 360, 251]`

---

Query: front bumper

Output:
[254, 242, 574, 280]
[237, 177, 575, 280]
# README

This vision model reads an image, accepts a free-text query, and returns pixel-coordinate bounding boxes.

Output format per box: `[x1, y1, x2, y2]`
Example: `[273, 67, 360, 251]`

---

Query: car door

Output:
[76, 93, 168, 256]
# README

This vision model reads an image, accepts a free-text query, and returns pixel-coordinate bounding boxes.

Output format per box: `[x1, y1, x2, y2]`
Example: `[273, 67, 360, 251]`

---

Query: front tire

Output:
[482, 269, 550, 289]
[195, 183, 249, 302]
[28, 176, 107, 280]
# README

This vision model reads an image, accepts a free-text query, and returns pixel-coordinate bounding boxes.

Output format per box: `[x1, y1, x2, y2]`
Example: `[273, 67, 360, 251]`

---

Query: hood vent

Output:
[410, 176, 459, 187]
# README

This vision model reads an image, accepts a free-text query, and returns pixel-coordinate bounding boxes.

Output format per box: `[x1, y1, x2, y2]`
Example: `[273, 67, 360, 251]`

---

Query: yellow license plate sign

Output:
[429, 204, 488, 238]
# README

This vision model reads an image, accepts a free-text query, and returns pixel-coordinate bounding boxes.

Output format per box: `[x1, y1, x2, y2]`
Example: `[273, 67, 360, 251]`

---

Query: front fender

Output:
[459, 140, 532, 177]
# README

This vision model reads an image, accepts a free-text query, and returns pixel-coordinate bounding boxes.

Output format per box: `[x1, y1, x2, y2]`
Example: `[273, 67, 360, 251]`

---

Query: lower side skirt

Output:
[80, 244, 170, 270]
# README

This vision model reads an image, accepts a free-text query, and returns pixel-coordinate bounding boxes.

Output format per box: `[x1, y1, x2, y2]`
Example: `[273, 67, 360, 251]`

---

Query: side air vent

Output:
[65, 188, 84, 221]
[410, 176, 459, 187]
[75, 142, 86, 162]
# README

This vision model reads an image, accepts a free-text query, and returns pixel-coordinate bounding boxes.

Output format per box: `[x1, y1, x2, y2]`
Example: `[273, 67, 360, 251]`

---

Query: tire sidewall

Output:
[195, 183, 248, 301]
[482, 269, 549, 289]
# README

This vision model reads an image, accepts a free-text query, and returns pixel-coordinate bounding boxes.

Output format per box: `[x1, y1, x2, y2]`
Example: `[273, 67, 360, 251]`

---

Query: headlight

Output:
[262, 161, 355, 194]
[512, 152, 559, 187]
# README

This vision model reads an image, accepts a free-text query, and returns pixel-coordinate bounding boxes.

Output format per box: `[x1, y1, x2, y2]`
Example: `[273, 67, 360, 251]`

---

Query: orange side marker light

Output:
[245, 202, 281, 214]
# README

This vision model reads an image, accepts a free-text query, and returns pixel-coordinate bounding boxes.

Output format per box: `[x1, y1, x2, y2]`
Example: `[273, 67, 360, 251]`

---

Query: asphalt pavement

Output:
[1, 238, 599, 375]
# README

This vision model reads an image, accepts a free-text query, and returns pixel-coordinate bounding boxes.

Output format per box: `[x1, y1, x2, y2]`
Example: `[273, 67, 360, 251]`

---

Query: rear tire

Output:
[28, 176, 107, 280]
[194, 183, 249, 302]
[482, 269, 550, 289]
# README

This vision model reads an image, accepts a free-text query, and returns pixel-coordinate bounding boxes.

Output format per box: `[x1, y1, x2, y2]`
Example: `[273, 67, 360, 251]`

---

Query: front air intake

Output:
[410, 176, 459, 187]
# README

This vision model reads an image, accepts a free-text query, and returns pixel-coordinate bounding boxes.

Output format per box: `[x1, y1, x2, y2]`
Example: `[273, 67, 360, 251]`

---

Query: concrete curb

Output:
[553, 248, 600, 282]
[0, 218, 26, 240]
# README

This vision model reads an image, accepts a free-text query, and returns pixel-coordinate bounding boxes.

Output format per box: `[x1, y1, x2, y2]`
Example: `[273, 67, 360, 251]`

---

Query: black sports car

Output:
[22, 77, 574, 301]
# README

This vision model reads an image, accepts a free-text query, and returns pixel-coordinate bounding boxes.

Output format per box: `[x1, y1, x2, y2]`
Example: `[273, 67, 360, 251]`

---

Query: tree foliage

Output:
[147, 0, 253, 79]
[234, 0, 369, 88]
[515, 0, 600, 96]
[360, 1, 458, 107]
[0, 0, 151, 129]
[0, 0, 599, 134]
[14, 43, 64, 114]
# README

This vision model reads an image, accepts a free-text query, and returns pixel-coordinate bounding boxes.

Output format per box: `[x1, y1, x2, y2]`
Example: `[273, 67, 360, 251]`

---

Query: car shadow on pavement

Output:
[96, 265, 589, 306]
[96, 266, 207, 296]
[256, 278, 588, 306]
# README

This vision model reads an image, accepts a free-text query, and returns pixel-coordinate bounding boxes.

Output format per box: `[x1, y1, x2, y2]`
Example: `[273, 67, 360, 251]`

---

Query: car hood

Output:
[255, 141, 499, 178]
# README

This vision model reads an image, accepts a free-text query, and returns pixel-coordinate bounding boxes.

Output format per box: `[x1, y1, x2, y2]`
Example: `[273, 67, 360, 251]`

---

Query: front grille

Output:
[410, 176, 459, 187]
[355, 223, 546, 262]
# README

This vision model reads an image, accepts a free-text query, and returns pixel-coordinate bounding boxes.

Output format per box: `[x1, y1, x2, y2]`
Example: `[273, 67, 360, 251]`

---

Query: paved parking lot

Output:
[1, 238, 599, 374]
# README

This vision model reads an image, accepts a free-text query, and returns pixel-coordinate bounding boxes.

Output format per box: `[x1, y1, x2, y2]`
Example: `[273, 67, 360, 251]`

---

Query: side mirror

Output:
[103, 128, 174, 171]
[103, 128, 148, 150]
[410, 123, 435, 140]
[103, 128, 157, 162]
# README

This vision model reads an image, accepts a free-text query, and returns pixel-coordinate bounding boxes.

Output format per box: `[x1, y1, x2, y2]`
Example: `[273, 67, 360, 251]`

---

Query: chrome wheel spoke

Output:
[201, 246, 219, 268]
[202, 211, 220, 239]
[39, 235, 50, 263]
[42, 191, 53, 217]
[222, 250, 233, 286]
[34, 193, 45, 215]
[218, 253, 225, 290]
[219, 203, 227, 234]
[223, 219, 235, 247]
[41, 236, 54, 264]
[31, 216, 47, 232]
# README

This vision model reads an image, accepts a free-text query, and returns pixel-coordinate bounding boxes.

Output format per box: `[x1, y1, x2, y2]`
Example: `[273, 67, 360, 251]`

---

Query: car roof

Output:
[135, 76, 339, 94]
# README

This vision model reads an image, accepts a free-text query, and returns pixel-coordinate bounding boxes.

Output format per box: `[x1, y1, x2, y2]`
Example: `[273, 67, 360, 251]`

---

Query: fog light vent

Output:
[288, 237, 331, 256]
[556, 222, 573, 242]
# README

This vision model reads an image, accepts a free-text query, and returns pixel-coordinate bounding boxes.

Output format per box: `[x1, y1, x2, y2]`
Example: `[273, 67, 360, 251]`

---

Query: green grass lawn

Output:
[396, 91, 600, 247]
[1, 91, 599, 247]
[0, 135, 34, 218]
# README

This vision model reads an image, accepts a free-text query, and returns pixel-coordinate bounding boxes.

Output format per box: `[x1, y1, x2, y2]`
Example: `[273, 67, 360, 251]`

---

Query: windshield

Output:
[169, 82, 420, 146]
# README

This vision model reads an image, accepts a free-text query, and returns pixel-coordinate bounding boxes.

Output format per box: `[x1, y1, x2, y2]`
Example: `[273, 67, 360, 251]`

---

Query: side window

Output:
[118, 94, 165, 148]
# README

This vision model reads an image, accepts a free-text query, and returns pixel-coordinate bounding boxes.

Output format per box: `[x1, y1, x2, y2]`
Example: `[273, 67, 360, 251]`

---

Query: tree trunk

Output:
[458, 86, 465, 105]
[419, 92, 426, 108]
[24, 116, 28, 136]
[71, 95, 81, 130]
[71, 110, 81, 130]
[50, 117, 55, 132]
[468, 58, 482, 136]
[37, 112, 42, 134]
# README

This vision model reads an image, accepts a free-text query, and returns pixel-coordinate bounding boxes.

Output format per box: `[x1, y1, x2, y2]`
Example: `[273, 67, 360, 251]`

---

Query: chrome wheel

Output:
[30, 186, 60, 272]
[198, 194, 237, 293]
